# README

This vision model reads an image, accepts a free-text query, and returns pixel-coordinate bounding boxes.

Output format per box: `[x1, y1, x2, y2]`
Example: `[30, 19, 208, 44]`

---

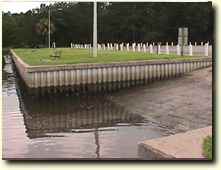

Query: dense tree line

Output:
[2, 2, 213, 48]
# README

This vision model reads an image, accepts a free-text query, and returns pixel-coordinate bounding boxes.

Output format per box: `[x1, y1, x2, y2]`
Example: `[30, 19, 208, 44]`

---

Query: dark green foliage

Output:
[3, 2, 213, 48]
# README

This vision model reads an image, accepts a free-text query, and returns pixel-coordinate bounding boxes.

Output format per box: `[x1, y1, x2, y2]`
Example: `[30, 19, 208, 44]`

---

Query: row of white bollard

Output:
[189, 43, 193, 56]
[70, 42, 210, 56]
[204, 42, 209, 56]
[177, 44, 180, 55]
[71, 41, 209, 48]
[165, 42, 169, 55]
[150, 44, 153, 53]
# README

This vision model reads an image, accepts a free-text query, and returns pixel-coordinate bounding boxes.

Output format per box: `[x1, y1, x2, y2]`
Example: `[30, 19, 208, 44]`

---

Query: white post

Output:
[98, 43, 101, 50]
[204, 42, 209, 56]
[201, 42, 203, 46]
[189, 42, 193, 56]
[143, 44, 146, 52]
[120, 43, 123, 51]
[126, 43, 129, 51]
[171, 42, 173, 46]
[137, 43, 141, 52]
[115, 43, 119, 51]
[110, 43, 113, 50]
[146, 42, 149, 47]
[71, 43, 73, 48]
[166, 42, 169, 55]
[93, 1, 97, 57]
[107, 43, 110, 50]
[132, 43, 136, 52]
[149, 44, 153, 54]
[195, 42, 197, 46]
[177, 44, 181, 55]
[103, 44, 106, 50]
[157, 44, 161, 54]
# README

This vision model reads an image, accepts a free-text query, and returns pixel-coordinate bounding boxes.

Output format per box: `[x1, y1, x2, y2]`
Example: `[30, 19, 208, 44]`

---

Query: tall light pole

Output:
[48, 6, 51, 48]
[93, 1, 97, 57]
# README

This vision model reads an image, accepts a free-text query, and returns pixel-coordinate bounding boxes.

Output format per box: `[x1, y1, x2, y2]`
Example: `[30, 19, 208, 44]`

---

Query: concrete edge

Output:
[138, 126, 212, 160]
[138, 142, 175, 160]
[10, 49, 212, 73]
[10, 49, 30, 68]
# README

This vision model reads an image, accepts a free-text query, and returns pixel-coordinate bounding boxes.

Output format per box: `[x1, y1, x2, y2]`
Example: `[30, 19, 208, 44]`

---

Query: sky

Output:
[1, 0, 54, 13]
[1, 0, 209, 13]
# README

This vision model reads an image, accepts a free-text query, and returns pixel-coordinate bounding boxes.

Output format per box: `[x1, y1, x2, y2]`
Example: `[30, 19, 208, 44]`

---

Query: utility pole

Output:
[178, 27, 188, 56]
[181, 29, 184, 56]
[48, 6, 51, 48]
[93, 1, 97, 57]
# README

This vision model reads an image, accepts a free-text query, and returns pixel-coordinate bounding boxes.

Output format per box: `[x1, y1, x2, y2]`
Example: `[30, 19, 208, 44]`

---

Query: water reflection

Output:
[2, 61, 16, 93]
[3, 58, 171, 159]
[18, 81, 148, 158]
[20, 93, 146, 138]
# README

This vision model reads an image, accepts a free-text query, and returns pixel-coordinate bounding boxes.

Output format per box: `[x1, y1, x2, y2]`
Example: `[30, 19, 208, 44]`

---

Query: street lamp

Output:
[48, 6, 51, 48]
[93, 1, 97, 57]
[48, 6, 63, 48]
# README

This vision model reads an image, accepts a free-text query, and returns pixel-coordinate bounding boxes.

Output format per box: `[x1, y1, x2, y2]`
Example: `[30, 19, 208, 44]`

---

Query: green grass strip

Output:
[13, 48, 198, 66]
[203, 136, 212, 160]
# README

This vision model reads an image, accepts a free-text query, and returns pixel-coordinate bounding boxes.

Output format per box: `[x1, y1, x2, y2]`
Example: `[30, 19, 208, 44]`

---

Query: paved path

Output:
[138, 126, 212, 159]
[109, 67, 212, 134]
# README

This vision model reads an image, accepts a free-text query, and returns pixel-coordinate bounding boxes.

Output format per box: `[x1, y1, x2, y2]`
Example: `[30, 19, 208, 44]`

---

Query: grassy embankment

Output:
[203, 136, 212, 160]
[13, 48, 198, 66]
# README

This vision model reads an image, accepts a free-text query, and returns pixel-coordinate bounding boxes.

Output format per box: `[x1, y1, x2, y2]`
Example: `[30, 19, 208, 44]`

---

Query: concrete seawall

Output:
[138, 126, 212, 160]
[11, 50, 212, 94]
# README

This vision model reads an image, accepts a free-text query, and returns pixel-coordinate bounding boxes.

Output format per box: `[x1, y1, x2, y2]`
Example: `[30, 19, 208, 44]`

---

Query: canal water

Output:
[2, 56, 172, 159]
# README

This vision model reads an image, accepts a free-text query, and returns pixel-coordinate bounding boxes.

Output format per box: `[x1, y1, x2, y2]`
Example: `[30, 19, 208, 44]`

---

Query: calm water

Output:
[2, 56, 171, 159]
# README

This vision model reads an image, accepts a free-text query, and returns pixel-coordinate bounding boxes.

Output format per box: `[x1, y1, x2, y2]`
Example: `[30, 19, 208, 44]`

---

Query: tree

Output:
[35, 18, 55, 46]
[2, 2, 213, 48]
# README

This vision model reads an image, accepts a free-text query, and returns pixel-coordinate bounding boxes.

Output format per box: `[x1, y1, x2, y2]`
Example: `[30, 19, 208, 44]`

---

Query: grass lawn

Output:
[13, 48, 197, 66]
